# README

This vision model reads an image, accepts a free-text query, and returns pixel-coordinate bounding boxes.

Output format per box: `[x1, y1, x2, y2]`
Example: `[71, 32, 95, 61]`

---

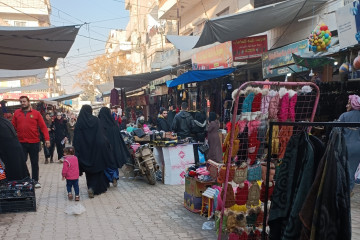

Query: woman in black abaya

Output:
[73, 105, 112, 197]
[98, 107, 131, 186]
[0, 116, 29, 180]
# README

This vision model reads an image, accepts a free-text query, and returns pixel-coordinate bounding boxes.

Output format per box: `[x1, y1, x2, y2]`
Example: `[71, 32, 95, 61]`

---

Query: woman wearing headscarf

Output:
[339, 94, 360, 192]
[0, 116, 30, 180]
[98, 107, 131, 187]
[73, 105, 112, 198]
[207, 112, 222, 163]
[43, 113, 55, 164]
[53, 112, 69, 161]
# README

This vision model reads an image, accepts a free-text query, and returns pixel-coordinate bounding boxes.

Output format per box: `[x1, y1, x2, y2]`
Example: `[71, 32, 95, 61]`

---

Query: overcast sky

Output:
[50, 0, 129, 93]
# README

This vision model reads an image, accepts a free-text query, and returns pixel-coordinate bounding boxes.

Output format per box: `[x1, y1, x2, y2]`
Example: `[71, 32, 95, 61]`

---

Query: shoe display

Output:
[88, 188, 94, 198]
[35, 182, 41, 188]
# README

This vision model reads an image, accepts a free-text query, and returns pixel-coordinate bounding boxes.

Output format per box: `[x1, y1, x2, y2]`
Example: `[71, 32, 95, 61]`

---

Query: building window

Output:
[216, 7, 229, 17]
[14, 21, 26, 27]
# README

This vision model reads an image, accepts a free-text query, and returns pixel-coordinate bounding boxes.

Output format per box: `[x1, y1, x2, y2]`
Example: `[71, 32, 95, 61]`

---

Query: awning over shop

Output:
[42, 91, 82, 102]
[292, 54, 335, 69]
[0, 81, 49, 94]
[0, 25, 79, 70]
[167, 68, 235, 88]
[166, 0, 327, 50]
[113, 64, 187, 91]
[0, 68, 47, 81]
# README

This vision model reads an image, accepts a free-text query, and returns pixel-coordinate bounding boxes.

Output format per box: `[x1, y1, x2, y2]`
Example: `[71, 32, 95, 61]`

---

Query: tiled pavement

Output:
[0, 153, 360, 239]
[0, 154, 217, 240]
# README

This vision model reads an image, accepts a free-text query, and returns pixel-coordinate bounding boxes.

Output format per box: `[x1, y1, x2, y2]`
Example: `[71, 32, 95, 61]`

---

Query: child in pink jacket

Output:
[62, 147, 80, 201]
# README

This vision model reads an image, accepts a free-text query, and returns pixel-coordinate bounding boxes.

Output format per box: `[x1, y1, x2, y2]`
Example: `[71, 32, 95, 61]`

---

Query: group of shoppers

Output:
[156, 102, 222, 163]
[73, 105, 130, 198]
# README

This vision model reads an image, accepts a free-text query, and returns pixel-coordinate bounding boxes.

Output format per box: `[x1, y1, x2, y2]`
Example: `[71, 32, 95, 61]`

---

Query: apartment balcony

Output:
[158, 0, 201, 20]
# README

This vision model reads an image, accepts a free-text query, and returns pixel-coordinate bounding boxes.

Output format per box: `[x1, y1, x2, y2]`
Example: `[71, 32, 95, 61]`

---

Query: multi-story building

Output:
[0, 0, 57, 99]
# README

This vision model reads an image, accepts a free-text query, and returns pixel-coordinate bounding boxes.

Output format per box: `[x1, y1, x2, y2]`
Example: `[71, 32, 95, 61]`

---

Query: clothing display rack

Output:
[263, 121, 360, 240]
[217, 81, 320, 240]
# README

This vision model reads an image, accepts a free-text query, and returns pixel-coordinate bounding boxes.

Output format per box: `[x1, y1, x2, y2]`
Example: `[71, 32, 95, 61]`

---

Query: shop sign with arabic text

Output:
[262, 39, 308, 78]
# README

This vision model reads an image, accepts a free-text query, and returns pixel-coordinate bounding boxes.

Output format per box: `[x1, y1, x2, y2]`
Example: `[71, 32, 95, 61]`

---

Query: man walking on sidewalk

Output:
[12, 96, 50, 188]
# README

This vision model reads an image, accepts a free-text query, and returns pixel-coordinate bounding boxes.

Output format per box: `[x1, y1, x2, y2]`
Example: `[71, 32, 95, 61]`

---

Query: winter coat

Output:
[52, 119, 69, 142]
[192, 120, 207, 142]
[207, 120, 222, 163]
[157, 116, 171, 132]
[171, 111, 194, 139]
[62, 155, 79, 180]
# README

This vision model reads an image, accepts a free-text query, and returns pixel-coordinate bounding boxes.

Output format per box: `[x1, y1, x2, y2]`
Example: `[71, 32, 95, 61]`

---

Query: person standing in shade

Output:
[157, 107, 171, 132]
[98, 107, 131, 187]
[167, 105, 176, 129]
[53, 112, 69, 162]
[172, 102, 194, 139]
[207, 112, 222, 163]
[12, 96, 50, 188]
[73, 105, 112, 198]
[339, 94, 360, 193]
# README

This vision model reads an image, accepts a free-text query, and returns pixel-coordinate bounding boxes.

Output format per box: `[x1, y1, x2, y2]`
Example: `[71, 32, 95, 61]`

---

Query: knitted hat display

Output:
[246, 208, 257, 226]
[236, 212, 247, 227]
[235, 182, 249, 205]
[288, 90, 298, 121]
[247, 182, 260, 207]
[229, 233, 240, 240]
[233, 162, 248, 184]
[242, 92, 255, 113]
[255, 206, 264, 227]
[268, 93, 280, 120]
[260, 181, 274, 202]
[278, 125, 293, 159]
[278, 88, 289, 122]
[239, 230, 248, 240]
[227, 210, 237, 233]
[260, 93, 271, 116]
[247, 130, 260, 165]
[221, 185, 236, 208]
[217, 165, 235, 183]
[251, 93, 262, 112]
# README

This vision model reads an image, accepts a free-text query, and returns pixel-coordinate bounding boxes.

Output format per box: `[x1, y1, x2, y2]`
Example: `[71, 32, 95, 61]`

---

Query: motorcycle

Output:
[121, 131, 158, 185]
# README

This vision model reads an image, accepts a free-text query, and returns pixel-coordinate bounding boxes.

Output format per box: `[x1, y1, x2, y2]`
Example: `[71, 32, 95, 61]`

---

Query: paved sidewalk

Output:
[0, 156, 217, 240]
[0, 154, 360, 239]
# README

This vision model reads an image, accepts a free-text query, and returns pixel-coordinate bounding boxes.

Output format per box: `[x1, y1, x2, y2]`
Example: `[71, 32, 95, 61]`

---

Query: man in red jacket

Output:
[12, 96, 50, 188]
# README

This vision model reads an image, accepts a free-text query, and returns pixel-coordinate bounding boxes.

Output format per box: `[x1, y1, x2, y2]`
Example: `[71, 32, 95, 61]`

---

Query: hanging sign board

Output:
[262, 39, 308, 78]
[232, 35, 268, 61]
[336, 1, 359, 49]
[192, 41, 233, 70]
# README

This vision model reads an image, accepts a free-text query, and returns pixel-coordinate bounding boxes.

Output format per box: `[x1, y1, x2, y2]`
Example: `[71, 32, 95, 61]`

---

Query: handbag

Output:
[199, 143, 209, 154]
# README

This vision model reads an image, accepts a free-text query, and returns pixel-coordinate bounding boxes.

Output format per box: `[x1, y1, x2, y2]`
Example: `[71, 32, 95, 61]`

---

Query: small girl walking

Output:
[62, 147, 80, 201]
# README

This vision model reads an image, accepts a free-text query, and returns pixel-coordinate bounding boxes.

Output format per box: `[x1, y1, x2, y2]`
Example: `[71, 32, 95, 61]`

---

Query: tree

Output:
[75, 52, 132, 101]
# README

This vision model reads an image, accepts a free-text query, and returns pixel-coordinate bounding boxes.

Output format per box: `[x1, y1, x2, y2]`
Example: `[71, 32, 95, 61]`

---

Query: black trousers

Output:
[21, 142, 40, 181]
[55, 140, 65, 160]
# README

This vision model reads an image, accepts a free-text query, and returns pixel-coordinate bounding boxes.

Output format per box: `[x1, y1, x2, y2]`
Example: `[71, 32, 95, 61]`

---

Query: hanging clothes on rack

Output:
[299, 128, 351, 240]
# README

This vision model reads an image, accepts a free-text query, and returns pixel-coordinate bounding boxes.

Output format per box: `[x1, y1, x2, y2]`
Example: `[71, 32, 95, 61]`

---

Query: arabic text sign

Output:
[336, 1, 359, 49]
[262, 39, 309, 78]
[232, 35, 268, 61]
[192, 41, 233, 70]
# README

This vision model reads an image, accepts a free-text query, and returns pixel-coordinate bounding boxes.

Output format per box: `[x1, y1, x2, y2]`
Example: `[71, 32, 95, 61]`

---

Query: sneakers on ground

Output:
[35, 182, 41, 188]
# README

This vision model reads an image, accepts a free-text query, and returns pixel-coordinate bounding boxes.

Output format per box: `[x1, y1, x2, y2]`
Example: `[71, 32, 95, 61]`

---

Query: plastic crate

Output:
[0, 196, 36, 213]
[0, 178, 36, 213]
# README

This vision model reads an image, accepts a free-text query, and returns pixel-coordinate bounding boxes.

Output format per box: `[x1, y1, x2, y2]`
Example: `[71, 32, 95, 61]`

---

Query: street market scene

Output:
[1, 0, 360, 239]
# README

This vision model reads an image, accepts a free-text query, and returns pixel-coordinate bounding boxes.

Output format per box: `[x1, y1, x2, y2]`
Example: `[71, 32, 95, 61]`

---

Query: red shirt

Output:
[12, 108, 50, 143]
